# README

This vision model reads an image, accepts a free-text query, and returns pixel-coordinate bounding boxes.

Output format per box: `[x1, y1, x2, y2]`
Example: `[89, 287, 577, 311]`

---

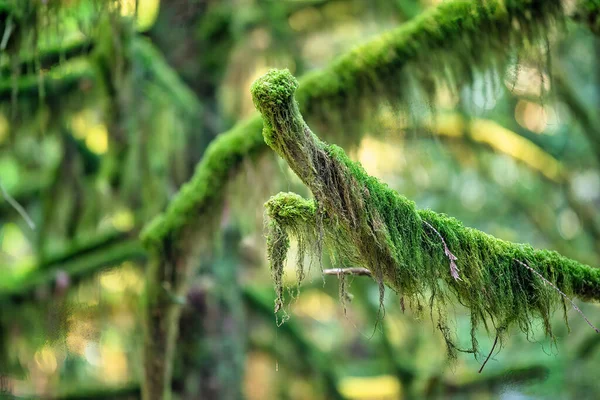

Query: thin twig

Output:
[423, 220, 461, 281]
[514, 259, 599, 334]
[479, 334, 499, 373]
[0, 181, 35, 230]
[323, 267, 372, 277]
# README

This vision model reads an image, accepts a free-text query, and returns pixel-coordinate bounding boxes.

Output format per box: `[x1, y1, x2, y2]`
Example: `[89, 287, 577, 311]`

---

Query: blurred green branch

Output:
[0, 38, 94, 77]
[0, 231, 144, 302]
[0, 59, 95, 103]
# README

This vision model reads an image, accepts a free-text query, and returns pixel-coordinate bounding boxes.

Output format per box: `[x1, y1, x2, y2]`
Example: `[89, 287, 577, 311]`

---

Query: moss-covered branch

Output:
[253, 69, 600, 360]
[139, 0, 593, 396]
[142, 0, 570, 248]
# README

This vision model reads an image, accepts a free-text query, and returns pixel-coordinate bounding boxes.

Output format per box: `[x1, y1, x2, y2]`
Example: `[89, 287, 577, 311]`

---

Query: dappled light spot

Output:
[491, 156, 519, 187]
[119, 0, 136, 18]
[85, 125, 109, 154]
[289, 7, 322, 32]
[460, 174, 486, 212]
[515, 100, 555, 134]
[135, 0, 160, 31]
[245, 352, 277, 400]
[292, 290, 337, 323]
[0, 157, 20, 190]
[358, 137, 406, 177]
[110, 209, 135, 232]
[84, 342, 101, 367]
[99, 343, 128, 383]
[99, 263, 143, 293]
[34, 346, 58, 375]
[557, 208, 581, 240]
[66, 332, 87, 356]
[70, 109, 109, 154]
[1, 223, 31, 259]
[251, 28, 272, 51]
[339, 375, 401, 399]
[383, 316, 409, 347]
[505, 65, 550, 97]
[464, 70, 503, 112]
[71, 110, 95, 140]
[571, 170, 600, 202]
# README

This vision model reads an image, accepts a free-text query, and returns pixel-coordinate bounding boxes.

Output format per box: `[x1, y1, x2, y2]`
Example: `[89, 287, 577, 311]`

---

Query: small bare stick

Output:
[0, 180, 35, 230]
[323, 267, 372, 277]
[423, 220, 461, 281]
[514, 259, 600, 334]
[479, 333, 499, 373]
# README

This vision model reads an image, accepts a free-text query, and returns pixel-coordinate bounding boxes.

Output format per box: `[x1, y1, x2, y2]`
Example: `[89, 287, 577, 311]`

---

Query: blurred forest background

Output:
[1, 0, 600, 399]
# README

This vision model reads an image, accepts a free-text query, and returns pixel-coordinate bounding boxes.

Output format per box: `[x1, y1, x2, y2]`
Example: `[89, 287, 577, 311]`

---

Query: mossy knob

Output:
[251, 69, 299, 113]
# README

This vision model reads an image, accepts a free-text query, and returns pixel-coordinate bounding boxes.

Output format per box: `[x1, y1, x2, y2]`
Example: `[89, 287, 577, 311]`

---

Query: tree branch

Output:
[140, 0, 587, 395]
[254, 69, 600, 362]
[323, 267, 372, 277]
[0, 232, 145, 302]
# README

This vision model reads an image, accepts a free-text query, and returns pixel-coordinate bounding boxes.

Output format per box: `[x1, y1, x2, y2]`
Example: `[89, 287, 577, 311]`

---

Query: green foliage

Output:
[255, 69, 600, 360]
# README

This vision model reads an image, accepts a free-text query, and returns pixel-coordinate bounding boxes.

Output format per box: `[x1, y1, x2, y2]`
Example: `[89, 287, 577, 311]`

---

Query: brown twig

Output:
[479, 334, 499, 373]
[514, 259, 600, 334]
[423, 220, 461, 281]
[323, 267, 372, 277]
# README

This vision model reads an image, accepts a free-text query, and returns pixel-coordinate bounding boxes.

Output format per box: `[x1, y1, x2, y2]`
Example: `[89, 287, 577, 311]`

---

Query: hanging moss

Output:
[254, 69, 600, 360]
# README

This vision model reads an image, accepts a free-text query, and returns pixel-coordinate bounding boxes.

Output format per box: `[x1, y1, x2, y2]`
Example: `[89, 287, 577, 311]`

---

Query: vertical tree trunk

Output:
[176, 225, 245, 400]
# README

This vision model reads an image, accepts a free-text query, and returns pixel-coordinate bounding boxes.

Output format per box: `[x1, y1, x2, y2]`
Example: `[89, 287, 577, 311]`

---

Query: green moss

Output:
[256, 69, 600, 360]
[142, 0, 575, 250]
[140, 116, 264, 248]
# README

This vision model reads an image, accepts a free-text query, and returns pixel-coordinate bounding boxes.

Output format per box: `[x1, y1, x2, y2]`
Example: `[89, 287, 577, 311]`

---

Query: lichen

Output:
[256, 69, 600, 360]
